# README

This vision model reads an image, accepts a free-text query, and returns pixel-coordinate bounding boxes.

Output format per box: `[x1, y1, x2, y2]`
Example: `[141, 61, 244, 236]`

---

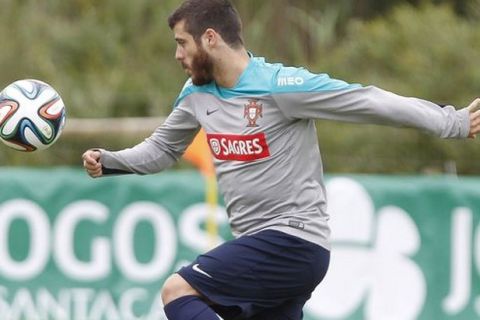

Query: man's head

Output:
[168, 0, 244, 85]
[168, 0, 244, 48]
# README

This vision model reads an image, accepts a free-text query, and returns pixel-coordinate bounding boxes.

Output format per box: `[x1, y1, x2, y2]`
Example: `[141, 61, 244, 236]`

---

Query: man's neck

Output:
[213, 48, 250, 88]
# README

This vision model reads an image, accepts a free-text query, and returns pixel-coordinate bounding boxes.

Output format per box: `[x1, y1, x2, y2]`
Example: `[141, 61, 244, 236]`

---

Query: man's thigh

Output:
[177, 229, 330, 319]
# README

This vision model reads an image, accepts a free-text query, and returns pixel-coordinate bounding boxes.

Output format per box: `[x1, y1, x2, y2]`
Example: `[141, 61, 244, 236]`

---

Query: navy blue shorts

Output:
[177, 229, 330, 320]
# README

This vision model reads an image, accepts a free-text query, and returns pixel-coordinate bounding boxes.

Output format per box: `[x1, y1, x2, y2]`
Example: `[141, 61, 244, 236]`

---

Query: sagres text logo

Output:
[244, 100, 263, 127]
[207, 133, 270, 161]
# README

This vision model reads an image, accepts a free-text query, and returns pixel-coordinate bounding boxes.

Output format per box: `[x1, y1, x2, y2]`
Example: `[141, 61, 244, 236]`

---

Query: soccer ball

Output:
[0, 79, 66, 152]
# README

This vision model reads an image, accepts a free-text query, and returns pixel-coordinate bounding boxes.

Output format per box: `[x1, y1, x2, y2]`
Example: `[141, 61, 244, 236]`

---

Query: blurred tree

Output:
[318, 4, 480, 106]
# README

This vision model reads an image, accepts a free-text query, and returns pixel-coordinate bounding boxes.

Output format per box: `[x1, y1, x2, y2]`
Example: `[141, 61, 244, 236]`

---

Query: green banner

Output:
[0, 168, 479, 320]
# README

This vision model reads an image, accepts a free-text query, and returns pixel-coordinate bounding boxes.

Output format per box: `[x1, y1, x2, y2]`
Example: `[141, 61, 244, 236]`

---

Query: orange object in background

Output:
[183, 129, 219, 248]
[183, 129, 215, 177]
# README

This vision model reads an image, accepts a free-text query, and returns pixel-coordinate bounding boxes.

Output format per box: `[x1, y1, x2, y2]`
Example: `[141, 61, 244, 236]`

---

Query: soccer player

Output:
[82, 0, 480, 319]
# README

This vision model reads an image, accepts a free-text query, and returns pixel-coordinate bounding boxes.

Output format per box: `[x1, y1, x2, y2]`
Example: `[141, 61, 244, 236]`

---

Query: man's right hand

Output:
[82, 149, 103, 178]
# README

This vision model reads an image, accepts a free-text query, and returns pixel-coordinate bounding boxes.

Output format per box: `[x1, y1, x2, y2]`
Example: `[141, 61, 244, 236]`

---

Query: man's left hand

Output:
[467, 98, 480, 139]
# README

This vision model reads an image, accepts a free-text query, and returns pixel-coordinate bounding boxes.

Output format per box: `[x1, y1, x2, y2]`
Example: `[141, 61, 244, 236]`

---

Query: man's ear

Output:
[202, 28, 218, 47]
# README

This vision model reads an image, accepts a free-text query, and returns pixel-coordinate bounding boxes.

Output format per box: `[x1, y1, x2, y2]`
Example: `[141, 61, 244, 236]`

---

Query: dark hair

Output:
[168, 0, 244, 48]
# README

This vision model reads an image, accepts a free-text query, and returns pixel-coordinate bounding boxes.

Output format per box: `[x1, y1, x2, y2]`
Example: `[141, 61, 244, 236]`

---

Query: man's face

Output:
[173, 20, 214, 86]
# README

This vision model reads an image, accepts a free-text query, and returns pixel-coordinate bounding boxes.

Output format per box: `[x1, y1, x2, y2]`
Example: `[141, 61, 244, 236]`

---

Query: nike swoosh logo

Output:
[206, 109, 219, 116]
[192, 264, 213, 278]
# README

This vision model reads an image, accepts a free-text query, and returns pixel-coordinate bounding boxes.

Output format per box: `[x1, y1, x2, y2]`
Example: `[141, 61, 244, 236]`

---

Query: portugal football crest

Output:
[244, 100, 263, 127]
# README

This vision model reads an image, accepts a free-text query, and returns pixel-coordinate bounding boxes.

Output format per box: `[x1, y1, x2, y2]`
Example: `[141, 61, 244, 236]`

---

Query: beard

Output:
[185, 45, 214, 86]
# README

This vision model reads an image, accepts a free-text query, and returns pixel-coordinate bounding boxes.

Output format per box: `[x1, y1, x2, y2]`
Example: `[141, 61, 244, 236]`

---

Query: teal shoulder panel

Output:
[272, 66, 362, 94]
[173, 78, 207, 108]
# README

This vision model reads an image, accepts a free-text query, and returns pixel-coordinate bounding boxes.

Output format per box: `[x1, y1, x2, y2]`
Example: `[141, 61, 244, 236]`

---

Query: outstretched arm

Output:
[82, 106, 200, 178]
[272, 67, 475, 139]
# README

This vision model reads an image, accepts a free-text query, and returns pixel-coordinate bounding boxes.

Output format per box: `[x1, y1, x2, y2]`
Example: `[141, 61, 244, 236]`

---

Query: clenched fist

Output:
[82, 149, 103, 178]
